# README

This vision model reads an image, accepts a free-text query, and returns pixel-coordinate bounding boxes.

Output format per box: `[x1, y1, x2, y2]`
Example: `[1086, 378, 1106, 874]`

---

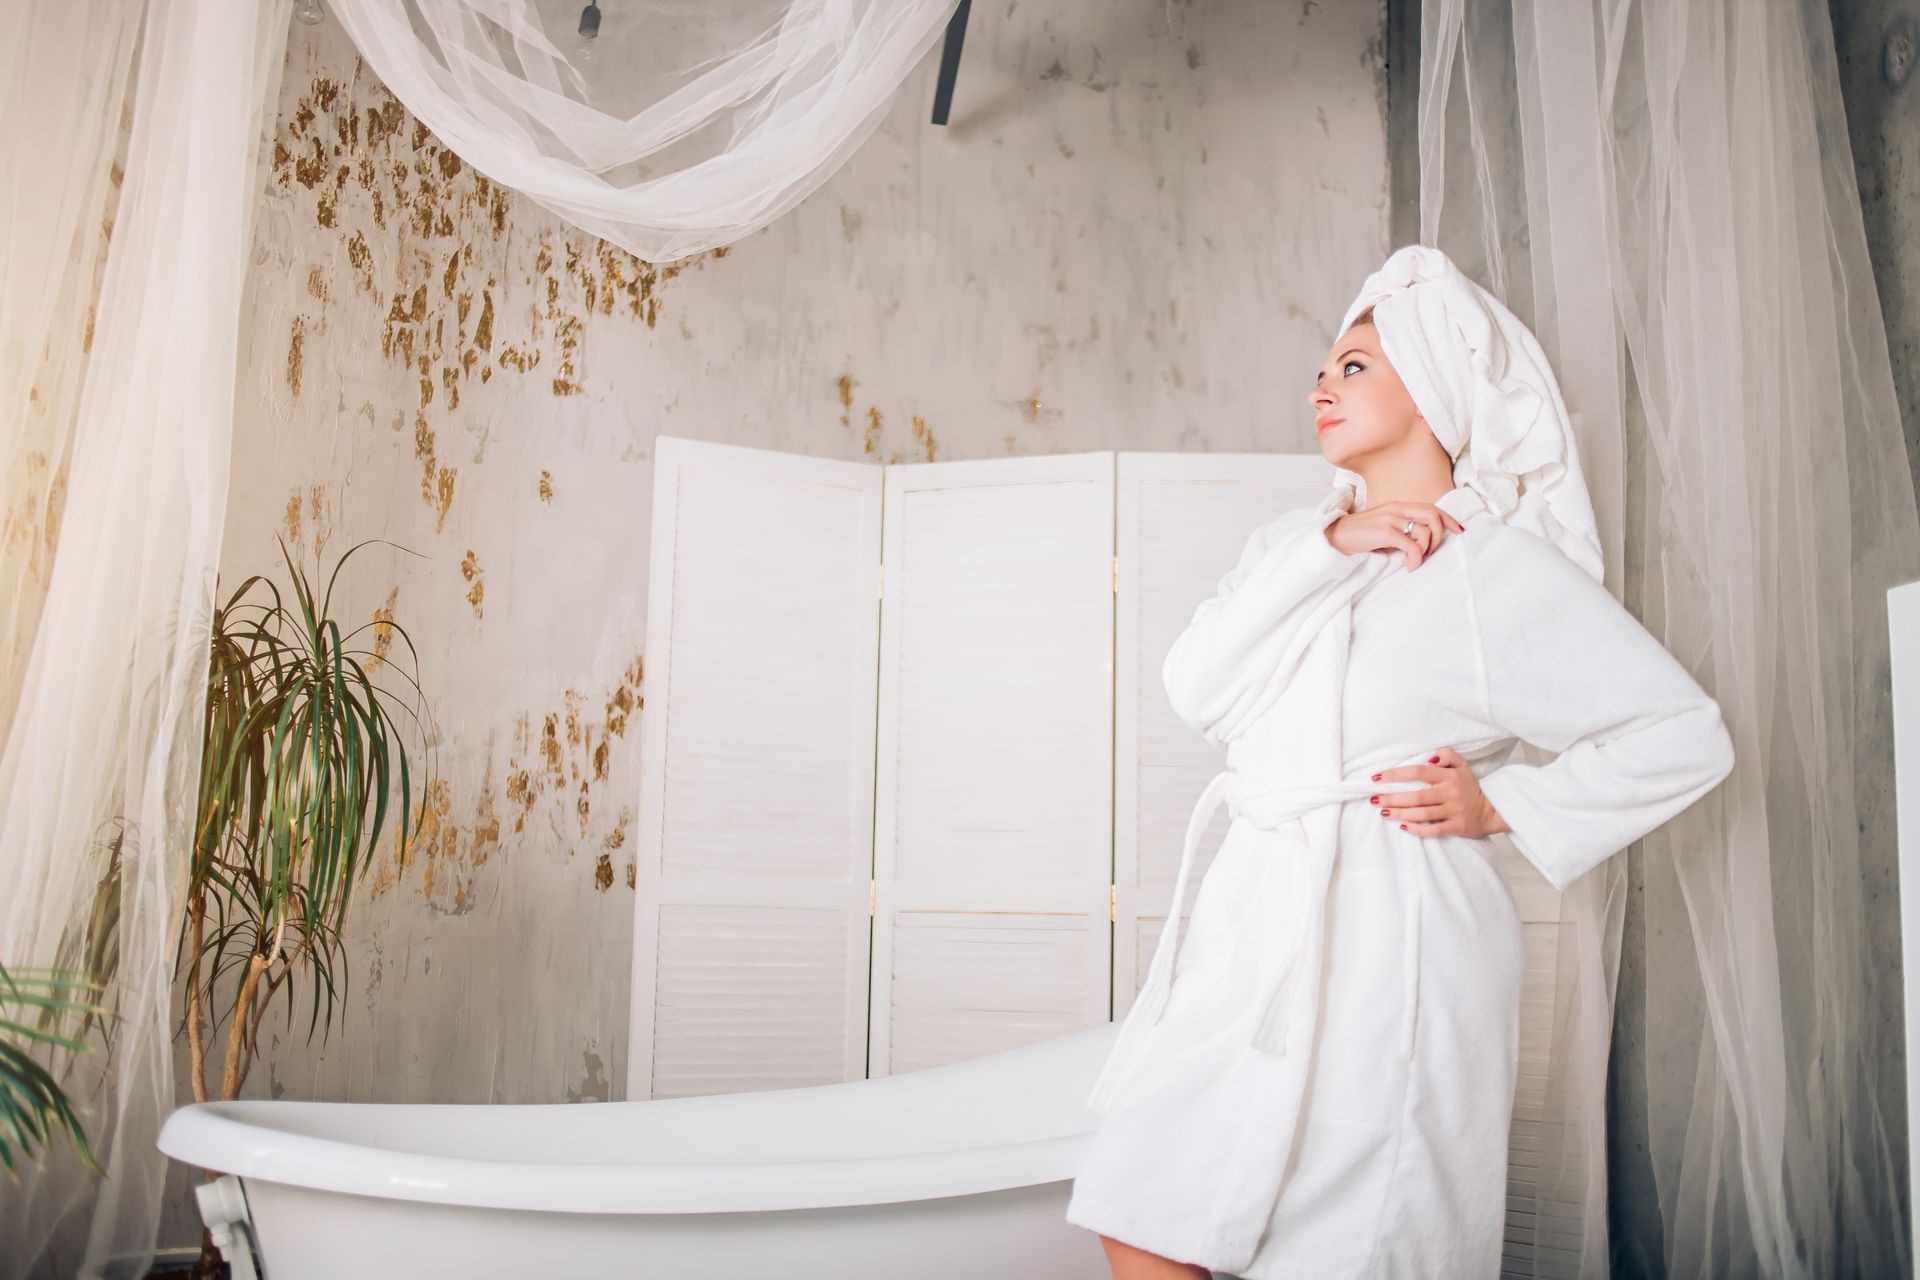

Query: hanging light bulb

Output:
[578, 2, 601, 62]
[294, 0, 325, 24]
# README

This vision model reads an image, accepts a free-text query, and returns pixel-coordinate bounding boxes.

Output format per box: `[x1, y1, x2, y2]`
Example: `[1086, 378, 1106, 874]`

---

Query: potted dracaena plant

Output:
[184, 533, 430, 1101]
[176, 534, 431, 1278]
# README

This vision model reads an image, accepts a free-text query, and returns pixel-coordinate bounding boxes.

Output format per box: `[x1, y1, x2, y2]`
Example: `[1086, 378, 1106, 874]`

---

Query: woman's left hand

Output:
[1369, 746, 1511, 838]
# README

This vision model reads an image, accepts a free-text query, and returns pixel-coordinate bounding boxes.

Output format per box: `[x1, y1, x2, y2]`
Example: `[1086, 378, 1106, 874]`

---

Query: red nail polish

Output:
[1429, 755, 1440, 764]
[1399, 823, 1407, 830]
[1369, 795, 1379, 804]
[1369, 773, 1381, 782]
[1380, 809, 1390, 816]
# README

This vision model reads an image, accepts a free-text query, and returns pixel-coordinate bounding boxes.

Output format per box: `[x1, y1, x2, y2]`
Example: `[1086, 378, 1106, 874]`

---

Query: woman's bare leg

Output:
[1097, 1233, 1214, 1279]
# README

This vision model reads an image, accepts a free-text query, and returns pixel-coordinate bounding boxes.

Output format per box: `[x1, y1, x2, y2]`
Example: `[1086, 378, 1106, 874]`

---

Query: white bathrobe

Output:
[1063, 483, 1735, 1278]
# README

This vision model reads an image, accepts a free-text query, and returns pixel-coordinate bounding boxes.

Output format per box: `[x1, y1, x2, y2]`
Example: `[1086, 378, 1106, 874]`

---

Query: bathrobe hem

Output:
[1064, 1190, 1256, 1277]
[1067, 1189, 1391, 1280]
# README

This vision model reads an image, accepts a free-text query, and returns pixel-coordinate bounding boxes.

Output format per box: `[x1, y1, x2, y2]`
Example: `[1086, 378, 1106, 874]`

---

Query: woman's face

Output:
[1307, 322, 1425, 469]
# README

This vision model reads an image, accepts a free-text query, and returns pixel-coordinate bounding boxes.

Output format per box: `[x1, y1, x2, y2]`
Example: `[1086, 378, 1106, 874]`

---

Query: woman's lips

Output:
[1316, 417, 1345, 433]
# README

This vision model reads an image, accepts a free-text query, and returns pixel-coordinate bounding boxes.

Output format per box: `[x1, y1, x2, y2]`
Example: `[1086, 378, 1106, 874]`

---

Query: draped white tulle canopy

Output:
[325, 0, 963, 263]
[1, 1, 1911, 1276]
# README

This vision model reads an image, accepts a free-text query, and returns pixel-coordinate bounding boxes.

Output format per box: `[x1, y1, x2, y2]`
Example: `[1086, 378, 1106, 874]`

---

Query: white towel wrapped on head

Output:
[1334, 243, 1606, 584]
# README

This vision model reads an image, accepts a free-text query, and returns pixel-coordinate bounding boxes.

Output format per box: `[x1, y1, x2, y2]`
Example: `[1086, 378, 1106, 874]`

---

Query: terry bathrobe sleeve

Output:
[1161, 502, 1372, 749]
[1469, 526, 1736, 892]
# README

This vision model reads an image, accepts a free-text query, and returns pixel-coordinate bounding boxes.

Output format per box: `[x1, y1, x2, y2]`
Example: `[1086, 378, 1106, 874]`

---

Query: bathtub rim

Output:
[156, 1103, 1090, 1216]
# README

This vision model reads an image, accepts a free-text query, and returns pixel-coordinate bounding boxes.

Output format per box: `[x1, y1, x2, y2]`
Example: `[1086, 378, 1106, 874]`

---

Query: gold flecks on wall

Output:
[266, 64, 730, 537]
[832, 379, 937, 463]
[282, 484, 331, 559]
[460, 548, 484, 619]
[473, 289, 493, 352]
[307, 483, 329, 559]
[499, 654, 644, 841]
[400, 777, 453, 897]
[286, 317, 305, 397]
[593, 808, 630, 892]
[563, 689, 585, 769]
[538, 469, 553, 503]
[370, 733, 504, 915]
[344, 230, 373, 290]
[505, 760, 536, 838]
[367, 585, 399, 671]
[413, 413, 456, 532]
[605, 653, 643, 737]
[539, 712, 564, 783]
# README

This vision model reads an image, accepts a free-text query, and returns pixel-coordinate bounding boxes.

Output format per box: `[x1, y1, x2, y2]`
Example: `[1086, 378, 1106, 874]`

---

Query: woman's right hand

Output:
[1324, 501, 1465, 571]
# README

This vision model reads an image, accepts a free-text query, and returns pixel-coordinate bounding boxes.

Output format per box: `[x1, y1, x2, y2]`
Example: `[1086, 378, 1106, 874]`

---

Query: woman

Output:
[1062, 245, 1736, 1279]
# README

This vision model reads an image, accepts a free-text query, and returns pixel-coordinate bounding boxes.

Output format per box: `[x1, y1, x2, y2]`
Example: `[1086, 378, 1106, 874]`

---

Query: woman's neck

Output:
[1358, 480, 1456, 513]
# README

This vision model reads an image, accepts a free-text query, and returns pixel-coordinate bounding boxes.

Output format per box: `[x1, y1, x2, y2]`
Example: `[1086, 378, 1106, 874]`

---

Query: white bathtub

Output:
[157, 1022, 1125, 1279]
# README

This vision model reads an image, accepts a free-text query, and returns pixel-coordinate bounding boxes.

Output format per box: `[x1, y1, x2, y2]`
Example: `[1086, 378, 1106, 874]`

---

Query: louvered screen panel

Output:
[870, 453, 1115, 1076]
[1113, 452, 1337, 1016]
[629, 436, 881, 1100]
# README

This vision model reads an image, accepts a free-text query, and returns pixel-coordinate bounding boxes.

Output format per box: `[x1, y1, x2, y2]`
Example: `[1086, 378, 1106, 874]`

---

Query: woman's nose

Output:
[1309, 383, 1334, 413]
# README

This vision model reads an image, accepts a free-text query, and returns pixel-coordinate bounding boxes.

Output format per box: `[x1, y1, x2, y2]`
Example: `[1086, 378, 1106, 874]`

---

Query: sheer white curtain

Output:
[1422, 1, 1919, 1276]
[0, 4, 142, 750]
[0, 1, 291, 1276]
[326, 0, 962, 264]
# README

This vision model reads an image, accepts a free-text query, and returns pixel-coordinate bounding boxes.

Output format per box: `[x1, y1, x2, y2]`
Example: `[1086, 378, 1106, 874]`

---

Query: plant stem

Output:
[187, 890, 207, 1105]
[220, 954, 269, 1101]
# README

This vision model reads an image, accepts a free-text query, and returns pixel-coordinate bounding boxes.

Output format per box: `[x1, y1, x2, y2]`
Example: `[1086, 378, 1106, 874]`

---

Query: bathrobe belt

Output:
[1086, 766, 1427, 1117]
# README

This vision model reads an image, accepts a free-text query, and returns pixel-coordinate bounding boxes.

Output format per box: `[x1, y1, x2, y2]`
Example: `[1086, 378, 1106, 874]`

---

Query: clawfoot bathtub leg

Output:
[1097, 1233, 1215, 1279]
[194, 1175, 263, 1280]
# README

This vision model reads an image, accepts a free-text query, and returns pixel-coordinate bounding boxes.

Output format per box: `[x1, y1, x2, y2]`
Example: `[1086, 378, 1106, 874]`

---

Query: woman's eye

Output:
[1343, 360, 1364, 375]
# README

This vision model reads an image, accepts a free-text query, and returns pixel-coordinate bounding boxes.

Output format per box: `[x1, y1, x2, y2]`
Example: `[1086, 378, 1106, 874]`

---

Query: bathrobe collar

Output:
[1320, 480, 1491, 529]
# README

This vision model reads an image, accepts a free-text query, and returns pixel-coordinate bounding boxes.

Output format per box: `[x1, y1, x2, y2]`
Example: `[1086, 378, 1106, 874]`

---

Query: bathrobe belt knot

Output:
[1086, 766, 1427, 1117]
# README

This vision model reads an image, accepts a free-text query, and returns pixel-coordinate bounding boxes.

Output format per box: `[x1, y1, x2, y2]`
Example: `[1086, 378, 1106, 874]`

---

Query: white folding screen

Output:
[869, 453, 1115, 1076]
[629, 437, 882, 1100]
[631, 438, 1584, 1256]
